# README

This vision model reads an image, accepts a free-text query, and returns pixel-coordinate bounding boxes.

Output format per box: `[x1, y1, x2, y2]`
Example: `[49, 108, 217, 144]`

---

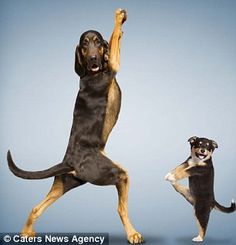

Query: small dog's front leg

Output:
[165, 161, 207, 182]
[165, 171, 177, 183]
[165, 162, 189, 182]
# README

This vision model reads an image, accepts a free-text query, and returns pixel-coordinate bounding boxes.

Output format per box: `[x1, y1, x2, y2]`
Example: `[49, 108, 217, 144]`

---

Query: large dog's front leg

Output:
[108, 9, 127, 72]
[108, 9, 143, 244]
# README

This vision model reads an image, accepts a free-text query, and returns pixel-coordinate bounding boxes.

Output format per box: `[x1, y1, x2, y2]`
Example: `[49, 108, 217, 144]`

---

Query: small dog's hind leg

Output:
[21, 174, 85, 237]
[192, 206, 210, 242]
[171, 182, 194, 205]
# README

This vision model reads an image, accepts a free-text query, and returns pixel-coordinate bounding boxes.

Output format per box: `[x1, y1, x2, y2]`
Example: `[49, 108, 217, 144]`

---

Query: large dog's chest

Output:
[70, 70, 121, 149]
[101, 78, 121, 147]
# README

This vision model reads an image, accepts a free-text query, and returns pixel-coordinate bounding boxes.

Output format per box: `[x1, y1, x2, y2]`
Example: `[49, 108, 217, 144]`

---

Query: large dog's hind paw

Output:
[128, 232, 144, 244]
[192, 235, 203, 242]
[21, 230, 36, 238]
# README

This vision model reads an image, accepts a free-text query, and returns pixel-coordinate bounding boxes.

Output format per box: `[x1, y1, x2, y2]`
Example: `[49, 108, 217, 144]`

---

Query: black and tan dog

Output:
[7, 9, 144, 244]
[165, 136, 235, 242]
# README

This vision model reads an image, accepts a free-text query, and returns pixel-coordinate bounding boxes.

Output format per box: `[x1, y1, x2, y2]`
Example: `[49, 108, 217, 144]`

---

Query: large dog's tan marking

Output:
[101, 78, 121, 146]
[101, 8, 125, 146]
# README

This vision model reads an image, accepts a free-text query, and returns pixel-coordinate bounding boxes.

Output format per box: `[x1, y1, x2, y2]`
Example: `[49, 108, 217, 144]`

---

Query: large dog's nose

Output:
[90, 55, 97, 61]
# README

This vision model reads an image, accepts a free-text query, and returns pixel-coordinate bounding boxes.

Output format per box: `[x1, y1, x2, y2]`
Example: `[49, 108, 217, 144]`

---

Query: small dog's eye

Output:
[199, 141, 202, 145]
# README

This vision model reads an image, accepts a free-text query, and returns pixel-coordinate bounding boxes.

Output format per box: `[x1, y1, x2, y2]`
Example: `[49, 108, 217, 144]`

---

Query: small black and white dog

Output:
[165, 136, 235, 242]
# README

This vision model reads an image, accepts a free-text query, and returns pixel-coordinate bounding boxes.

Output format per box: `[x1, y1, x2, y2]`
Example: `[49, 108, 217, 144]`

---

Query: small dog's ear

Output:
[212, 140, 218, 149]
[188, 136, 198, 144]
[74, 45, 85, 78]
[103, 40, 109, 62]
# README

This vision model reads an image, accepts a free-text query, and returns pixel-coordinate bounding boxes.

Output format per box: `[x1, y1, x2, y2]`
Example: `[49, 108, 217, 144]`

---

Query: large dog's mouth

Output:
[91, 64, 100, 72]
[195, 153, 207, 160]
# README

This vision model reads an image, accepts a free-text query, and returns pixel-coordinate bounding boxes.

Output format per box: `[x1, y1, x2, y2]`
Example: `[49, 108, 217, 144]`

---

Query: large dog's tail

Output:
[7, 150, 73, 179]
[214, 199, 236, 213]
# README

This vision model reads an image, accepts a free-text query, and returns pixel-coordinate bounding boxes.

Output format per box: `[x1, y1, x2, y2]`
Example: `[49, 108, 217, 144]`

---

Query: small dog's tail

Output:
[7, 150, 73, 179]
[214, 199, 236, 213]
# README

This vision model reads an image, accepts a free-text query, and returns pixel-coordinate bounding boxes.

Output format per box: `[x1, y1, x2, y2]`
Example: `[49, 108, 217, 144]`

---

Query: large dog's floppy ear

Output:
[188, 136, 198, 144]
[74, 45, 85, 78]
[103, 40, 109, 62]
[211, 140, 218, 149]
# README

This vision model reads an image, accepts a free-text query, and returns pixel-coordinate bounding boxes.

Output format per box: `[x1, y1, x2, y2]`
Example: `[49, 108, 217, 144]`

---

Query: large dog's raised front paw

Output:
[115, 8, 127, 24]
[128, 232, 144, 244]
[21, 229, 36, 238]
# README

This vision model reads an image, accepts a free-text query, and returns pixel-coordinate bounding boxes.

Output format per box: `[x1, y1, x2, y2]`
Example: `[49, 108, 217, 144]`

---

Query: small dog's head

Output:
[74, 30, 109, 77]
[188, 136, 218, 161]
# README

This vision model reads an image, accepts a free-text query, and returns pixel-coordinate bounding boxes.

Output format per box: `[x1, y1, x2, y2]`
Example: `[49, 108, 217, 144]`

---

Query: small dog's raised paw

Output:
[192, 235, 203, 242]
[128, 232, 144, 244]
[164, 172, 176, 182]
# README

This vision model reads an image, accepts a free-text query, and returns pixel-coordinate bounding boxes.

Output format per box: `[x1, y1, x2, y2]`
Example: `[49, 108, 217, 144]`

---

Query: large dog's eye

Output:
[83, 38, 89, 47]
[83, 42, 89, 47]
[93, 37, 101, 46]
[98, 46, 104, 55]
[81, 48, 87, 56]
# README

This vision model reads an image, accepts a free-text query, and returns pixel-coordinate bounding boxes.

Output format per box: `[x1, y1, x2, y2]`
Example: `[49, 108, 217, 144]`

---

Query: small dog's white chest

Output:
[188, 157, 206, 167]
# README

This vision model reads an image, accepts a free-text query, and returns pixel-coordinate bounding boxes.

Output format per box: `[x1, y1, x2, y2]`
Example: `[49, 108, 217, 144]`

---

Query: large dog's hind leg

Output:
[116, 176, 144, 244]
[21, 174, 85, 237]
[171, 182, 194, 205]
[116, 168, 144, 244]
[76, 151, 144, 244]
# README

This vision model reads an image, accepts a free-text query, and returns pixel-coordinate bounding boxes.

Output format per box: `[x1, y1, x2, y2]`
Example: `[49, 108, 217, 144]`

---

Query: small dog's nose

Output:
[200, 149, 205, 153]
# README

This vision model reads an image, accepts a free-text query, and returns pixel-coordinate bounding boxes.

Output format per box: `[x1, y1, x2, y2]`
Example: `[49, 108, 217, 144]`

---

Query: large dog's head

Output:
[74, 30, 109, 77]
[188, 136, 218, 161]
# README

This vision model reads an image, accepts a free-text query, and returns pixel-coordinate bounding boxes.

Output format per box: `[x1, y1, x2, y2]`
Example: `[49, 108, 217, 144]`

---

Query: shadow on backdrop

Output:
[176, 236, 232, 244]
[110, 234, 166, 245]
